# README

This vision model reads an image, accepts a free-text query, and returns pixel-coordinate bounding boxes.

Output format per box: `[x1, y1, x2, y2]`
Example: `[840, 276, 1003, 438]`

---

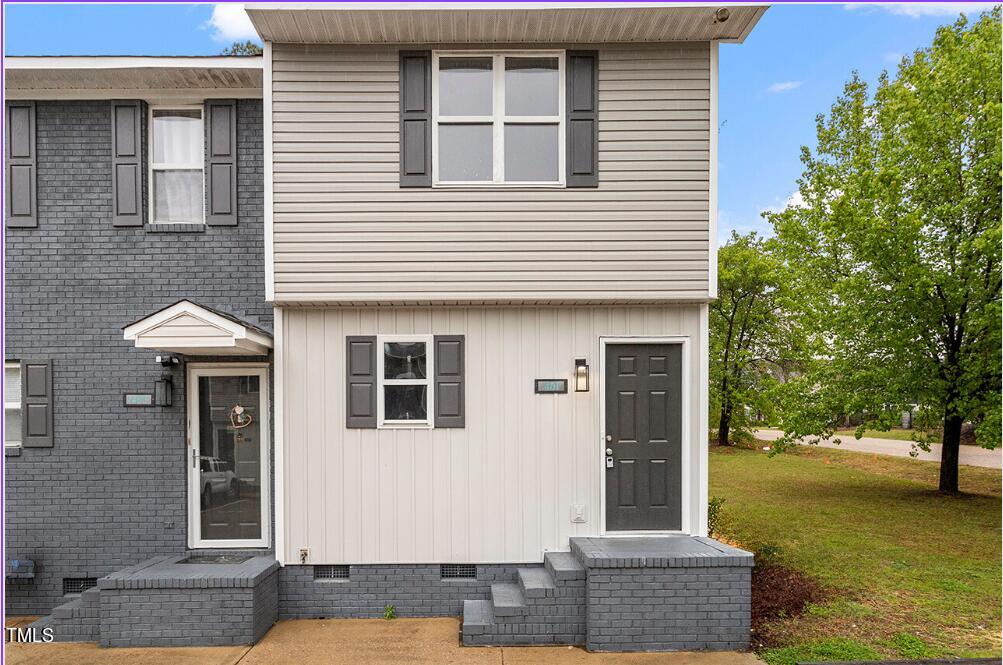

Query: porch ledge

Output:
[570, 536, 753, 569]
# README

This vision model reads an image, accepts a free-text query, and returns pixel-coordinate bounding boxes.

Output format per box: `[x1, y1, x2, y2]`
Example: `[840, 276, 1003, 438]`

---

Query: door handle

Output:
[605, 448, 613, 456]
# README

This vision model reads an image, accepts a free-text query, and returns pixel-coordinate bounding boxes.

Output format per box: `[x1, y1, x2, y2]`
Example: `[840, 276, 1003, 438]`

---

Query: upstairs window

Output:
[150, 108, 204, 224]
[432, 52, 565, 187]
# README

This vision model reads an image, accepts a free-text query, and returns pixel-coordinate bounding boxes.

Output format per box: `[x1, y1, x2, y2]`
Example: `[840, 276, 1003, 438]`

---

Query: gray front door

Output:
[604, 343, 682, 531]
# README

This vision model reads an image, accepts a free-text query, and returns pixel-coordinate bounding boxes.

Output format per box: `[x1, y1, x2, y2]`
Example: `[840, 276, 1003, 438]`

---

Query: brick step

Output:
[517, 567, 556, 599]
[80, 588, 101, 608]
[489, 582, 527, 617]
[544, 551, 585, 581]
[461, 599, 584, 647]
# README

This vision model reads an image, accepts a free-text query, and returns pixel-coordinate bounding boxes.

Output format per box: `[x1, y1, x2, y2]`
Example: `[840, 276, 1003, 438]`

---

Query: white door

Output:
[187, 364, 270, 549]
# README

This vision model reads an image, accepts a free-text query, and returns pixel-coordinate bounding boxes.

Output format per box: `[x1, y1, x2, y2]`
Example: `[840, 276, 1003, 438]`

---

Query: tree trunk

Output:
[939, 411, 963, 494]
[718, 405, 731, 446]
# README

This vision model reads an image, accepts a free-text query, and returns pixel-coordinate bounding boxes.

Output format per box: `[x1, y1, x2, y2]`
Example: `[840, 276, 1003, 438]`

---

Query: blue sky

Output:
[3, 2, 996, 243]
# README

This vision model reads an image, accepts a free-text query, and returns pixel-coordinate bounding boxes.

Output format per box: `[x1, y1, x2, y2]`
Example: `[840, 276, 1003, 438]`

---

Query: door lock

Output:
[605, 434, 613, 442]
[605, 448, 613, 456]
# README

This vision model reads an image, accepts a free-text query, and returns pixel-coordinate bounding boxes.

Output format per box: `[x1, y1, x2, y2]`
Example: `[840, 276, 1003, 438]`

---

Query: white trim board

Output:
[263, 40, 276, 302]
[4, 89, 263, 101]
[598, 336, 692, 537]
[5, 56, 263, 70]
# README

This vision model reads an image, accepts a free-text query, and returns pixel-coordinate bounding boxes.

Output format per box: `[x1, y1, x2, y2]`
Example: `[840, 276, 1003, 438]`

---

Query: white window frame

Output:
[377, 334, 435, 429]
[148, 104, 205, 225]
[4, 362, 20, 449]
[431, 50, 566, 188]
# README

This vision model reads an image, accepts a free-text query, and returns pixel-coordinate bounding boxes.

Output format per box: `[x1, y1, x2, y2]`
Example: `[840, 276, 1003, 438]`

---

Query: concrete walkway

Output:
[755, 429, 1003, 469]
[6, 617, 762, 665]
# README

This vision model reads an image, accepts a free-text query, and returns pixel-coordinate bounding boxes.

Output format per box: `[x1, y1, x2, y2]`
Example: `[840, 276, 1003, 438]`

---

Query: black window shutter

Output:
[399, 51, 432, 187]
[566, 51, 599, 188]
[5, 101, 37, 228]
[111, 100, 144, 227]
[206, 99, 238, 226]
[434, 335, 465, 428]
[21, 359, 53, 448]
[346, 336, 377, 428]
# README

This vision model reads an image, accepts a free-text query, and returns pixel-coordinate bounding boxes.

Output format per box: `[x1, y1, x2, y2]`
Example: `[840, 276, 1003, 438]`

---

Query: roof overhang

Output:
[123, 300, 272, 356]
[246, 2, 768, 45]
[4, 56, 263, 100]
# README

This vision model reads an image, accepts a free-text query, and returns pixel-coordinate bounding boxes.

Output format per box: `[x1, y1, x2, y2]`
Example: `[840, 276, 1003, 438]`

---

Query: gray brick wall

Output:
[279, 564, 524, 619]
[584, 566, 751, 652]
[4, 99, 269, 615]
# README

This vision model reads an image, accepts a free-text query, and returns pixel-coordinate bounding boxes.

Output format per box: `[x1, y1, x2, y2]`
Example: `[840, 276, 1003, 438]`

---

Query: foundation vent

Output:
[62, 577, 97, 595]
[314, 565, 350, 580]
[441, 564, 477, 579]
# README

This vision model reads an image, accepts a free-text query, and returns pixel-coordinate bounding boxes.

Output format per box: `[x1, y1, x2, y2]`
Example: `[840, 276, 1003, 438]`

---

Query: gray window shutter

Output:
[21, 359, 53, 448]
[566, 51, 599, 188]
[5, 101, 37, 228]
[434, 335, 465, 428]
[111, 100, 144, 227]
[399, 51, 432, 187]
[206, 99, 238, 226]
[346, 336, 377, 428]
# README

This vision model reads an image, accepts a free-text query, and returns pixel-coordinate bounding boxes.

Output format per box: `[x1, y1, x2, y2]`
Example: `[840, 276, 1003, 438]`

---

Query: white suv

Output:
[199, 457, 238, 508]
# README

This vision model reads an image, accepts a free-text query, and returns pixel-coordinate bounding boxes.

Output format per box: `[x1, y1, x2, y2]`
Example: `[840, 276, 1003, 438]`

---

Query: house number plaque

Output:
[534, 379, 568, 394]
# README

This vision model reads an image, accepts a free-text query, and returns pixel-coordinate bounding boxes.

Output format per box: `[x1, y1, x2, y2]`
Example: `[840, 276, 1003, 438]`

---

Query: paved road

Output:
[755, 429, 1003, 469]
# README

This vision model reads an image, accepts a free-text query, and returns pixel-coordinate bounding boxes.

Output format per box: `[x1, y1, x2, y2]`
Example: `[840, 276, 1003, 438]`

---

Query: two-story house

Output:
[5, 2, 766, 652]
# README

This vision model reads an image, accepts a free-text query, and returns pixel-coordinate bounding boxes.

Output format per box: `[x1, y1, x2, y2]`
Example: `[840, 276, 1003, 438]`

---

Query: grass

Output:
[709, 444, 1001, 661]
[834, 428, 942, 444]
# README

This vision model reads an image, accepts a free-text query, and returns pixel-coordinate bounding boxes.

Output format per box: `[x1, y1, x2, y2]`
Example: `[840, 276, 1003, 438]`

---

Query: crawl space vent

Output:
[62, 577, 97, 595]
[314, 565, 350, 580]
[441, 564, 476, 579]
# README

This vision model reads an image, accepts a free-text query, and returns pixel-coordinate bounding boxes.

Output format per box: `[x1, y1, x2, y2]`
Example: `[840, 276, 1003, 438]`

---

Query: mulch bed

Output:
[751, 560, 828, 648]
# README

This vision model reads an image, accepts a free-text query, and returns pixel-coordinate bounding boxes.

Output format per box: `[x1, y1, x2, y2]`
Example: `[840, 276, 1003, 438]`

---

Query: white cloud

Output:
[204, 4, 259, 43]
[760, 191, 806, 216]
[767, 81, 803, 94]
[845, 3, 995, 18]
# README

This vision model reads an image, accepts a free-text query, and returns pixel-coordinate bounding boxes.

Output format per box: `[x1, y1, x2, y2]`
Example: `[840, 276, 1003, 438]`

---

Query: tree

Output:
[221, 41, 262, 56]
[767, 9, 1002, 493]
[710, 232, 791, 446]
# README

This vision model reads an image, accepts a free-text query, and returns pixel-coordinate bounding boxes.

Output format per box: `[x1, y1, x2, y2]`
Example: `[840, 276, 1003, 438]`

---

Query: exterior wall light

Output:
[574, 358, 590, 392]
[154, 372, 173, 407]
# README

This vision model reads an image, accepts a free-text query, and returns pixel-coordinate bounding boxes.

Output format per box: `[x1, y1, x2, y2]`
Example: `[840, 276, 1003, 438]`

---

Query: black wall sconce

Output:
[154, 372, 173, 407]
[574, 358, 590, 392]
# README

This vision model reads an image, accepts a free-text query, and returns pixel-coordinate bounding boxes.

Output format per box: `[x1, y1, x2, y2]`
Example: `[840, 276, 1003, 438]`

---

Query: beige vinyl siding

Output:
[271, 43, 711, 305]
[278, 304, 705, 564]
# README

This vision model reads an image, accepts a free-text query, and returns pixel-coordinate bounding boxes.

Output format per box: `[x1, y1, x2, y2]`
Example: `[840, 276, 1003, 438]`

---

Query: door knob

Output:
[605, 448, 613, 456]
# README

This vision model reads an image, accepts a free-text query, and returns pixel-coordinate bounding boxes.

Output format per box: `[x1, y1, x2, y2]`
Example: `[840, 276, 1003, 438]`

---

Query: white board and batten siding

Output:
[270, 42, 712, 305]
[279, 304, 705, 565]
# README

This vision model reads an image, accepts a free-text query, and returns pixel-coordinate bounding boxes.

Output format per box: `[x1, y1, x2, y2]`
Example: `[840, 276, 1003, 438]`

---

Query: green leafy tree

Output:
[711, 232, 792, 445]
[767, 9, 1002, 493]
[221, 41, 262, 56]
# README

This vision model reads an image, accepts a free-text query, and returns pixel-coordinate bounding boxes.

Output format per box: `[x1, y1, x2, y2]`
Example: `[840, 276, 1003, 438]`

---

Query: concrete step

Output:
[517, 567, 557, 599]
[461, 599, 495, 636]
[490, 582, 528, 617]
[544, 551, 585, 582]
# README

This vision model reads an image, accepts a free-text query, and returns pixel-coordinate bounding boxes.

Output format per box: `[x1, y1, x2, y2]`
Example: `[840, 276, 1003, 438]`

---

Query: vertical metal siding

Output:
[270, 43, 711, 304]
[279, 305, 704, 564]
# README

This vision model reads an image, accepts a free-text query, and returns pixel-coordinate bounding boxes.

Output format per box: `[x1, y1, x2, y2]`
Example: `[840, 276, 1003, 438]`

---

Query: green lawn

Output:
[709, 445, 1001, 663]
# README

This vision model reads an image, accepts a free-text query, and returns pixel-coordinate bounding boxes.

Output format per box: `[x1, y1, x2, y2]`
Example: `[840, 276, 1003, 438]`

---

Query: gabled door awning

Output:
[123, 300, 272, 356]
